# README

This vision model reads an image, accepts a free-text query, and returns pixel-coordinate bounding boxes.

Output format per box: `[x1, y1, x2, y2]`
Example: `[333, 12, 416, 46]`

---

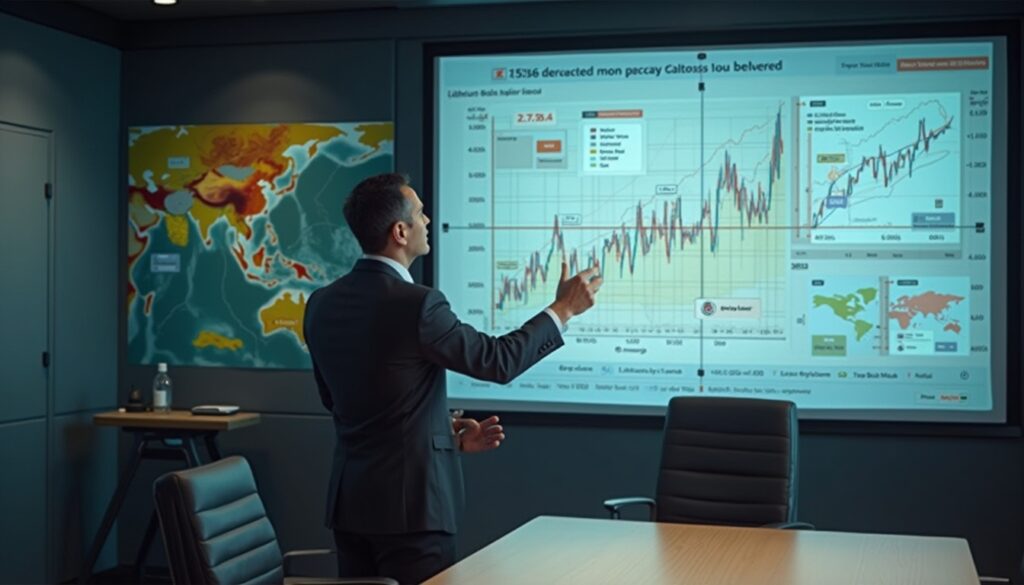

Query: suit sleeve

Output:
[303, 289, 334, 413]
[419, 288, 564, 384]
[311, 358, 334, 413]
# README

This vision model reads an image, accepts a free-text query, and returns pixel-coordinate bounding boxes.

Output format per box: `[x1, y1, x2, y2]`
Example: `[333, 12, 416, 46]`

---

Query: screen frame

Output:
[422, 19, 1021, 435]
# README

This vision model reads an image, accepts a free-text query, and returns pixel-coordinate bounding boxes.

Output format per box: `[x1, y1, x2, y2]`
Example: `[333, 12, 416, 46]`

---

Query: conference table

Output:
[423, 515, 978, 585]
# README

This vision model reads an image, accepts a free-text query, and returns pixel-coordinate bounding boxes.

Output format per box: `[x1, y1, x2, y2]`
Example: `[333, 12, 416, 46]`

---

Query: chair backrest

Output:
[154, 456, 285, 585]
[655, 396, 799, 526]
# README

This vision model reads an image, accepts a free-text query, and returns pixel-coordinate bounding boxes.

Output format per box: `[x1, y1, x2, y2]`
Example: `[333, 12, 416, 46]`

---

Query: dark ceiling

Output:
[65, 0, 559, 22]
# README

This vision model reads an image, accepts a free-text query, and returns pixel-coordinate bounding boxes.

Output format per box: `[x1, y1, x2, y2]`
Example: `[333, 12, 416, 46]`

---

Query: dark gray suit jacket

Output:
[304, 259, 563, 534]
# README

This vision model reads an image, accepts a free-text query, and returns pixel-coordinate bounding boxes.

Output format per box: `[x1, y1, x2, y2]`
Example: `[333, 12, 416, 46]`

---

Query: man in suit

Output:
[303, 173, 601, 584]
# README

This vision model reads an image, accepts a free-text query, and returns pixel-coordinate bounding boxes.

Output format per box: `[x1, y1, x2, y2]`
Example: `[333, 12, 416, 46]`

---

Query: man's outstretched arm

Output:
[418, 262, 601, 384]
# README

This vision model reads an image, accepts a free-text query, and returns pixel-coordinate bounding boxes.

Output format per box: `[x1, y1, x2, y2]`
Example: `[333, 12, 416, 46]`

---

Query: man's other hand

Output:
[453, 415, 504, 453]
[549, 260, 602, 324]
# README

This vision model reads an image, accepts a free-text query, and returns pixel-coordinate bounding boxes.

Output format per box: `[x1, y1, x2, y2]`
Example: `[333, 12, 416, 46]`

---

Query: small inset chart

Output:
[799, 93, 960, 245]
[809, 277, 882, 358]
[887, 276, 969, 356]
[808, 275, 969, 357]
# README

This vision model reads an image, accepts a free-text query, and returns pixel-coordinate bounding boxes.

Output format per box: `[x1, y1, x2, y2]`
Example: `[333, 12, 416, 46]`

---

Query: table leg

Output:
[85, 429, 225, 583]
[135, 437, 199, 581]
[182, 436, 203, 467]
[133, 512, 159, 583]
[204, 433, 222, 461]
[79, 434, 144, 583]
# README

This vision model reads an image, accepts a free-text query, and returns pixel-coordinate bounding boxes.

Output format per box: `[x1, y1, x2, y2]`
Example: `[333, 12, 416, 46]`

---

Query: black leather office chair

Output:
[153, 456, 397, 585]
[604, 396, 813, 529]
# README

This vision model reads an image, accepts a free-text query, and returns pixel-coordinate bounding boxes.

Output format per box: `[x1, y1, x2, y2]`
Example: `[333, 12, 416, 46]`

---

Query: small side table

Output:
[79, 410, 261, 583]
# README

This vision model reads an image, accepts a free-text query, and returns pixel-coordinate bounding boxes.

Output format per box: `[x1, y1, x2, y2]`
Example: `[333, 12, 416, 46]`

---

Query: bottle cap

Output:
[157, 362, 168, 373]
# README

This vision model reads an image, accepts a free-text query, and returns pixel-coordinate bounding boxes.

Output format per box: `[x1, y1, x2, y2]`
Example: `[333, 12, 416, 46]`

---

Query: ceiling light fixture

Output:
[153, 0, 177, 5]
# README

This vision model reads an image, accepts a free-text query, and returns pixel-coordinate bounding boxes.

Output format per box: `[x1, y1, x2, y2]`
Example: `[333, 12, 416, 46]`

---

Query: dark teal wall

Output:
[0, 9, 121, 583]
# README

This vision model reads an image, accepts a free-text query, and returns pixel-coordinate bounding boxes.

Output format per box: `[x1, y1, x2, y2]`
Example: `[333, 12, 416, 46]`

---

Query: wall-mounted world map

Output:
[127, 122, 393, 368]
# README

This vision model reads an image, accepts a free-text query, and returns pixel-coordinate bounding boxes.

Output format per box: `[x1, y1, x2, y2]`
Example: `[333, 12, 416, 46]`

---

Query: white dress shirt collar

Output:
[362, 254, 414, 284]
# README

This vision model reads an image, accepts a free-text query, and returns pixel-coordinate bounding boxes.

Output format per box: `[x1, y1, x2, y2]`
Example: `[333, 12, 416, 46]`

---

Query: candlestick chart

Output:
[489, 100, 789, 338]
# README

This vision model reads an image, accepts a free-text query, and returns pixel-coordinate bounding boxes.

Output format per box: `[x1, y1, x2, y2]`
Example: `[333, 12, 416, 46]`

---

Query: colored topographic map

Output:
[127, 122, 393, 368]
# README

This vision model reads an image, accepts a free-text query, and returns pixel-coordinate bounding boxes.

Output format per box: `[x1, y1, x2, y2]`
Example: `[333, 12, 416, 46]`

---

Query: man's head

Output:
[343, 173, 430, 266]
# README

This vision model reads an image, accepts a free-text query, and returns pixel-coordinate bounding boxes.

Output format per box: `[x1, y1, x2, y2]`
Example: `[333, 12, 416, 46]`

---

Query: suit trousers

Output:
[333, 529, 457, 584]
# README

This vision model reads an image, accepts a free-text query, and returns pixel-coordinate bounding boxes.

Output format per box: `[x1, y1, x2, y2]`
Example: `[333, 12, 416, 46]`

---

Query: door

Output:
[0, 122, 52, 584]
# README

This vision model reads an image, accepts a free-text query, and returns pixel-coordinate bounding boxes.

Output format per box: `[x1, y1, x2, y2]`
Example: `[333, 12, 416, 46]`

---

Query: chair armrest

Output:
[761, 521, 816, 530]
[603, 497, 656, 520]
[283, 548, 335, 575]
[283, 549, 398, 584]
[978, 577, 1009, 583]
[286, 579, 399, 585]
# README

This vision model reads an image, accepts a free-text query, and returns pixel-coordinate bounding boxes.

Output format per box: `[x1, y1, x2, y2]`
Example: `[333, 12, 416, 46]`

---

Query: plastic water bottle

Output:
[153, 362, 172, 413]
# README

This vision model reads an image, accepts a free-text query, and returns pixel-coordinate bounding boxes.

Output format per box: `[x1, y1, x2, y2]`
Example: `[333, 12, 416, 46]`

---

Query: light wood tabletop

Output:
[424, 515, 978, 585]
[93, 409, 260, 431]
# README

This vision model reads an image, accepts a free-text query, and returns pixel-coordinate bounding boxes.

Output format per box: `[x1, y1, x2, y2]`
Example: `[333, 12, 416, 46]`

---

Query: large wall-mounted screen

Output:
[432, 29, 1013, 422]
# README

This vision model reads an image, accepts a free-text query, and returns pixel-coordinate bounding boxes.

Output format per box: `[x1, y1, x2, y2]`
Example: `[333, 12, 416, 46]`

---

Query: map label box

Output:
[812, 335, 847, 356]
[892, 330, 934, 355]
[150, 253, 180, 273]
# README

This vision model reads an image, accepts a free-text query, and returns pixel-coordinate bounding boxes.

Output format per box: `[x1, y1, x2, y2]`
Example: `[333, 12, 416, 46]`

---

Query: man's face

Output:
[400, 186, 431, 259]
